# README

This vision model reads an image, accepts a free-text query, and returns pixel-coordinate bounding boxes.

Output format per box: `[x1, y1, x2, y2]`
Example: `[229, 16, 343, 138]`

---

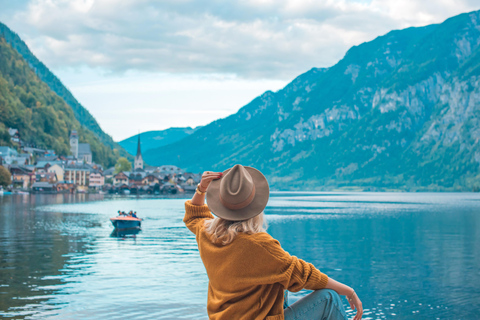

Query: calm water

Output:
[0, 192, 479, 319]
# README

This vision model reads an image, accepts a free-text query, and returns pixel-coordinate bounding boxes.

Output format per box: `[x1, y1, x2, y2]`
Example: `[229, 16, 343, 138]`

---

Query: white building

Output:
[64, 164, 91, 186]
[89, 171, 104, 188]
[69, 130, 92, 164]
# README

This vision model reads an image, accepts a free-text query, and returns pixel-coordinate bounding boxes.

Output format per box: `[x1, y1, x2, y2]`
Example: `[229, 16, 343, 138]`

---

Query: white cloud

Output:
[3, 0, 477, 80]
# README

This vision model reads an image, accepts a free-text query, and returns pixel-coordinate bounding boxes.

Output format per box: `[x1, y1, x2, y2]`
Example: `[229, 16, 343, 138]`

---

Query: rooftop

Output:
[78, 143, 91, 155]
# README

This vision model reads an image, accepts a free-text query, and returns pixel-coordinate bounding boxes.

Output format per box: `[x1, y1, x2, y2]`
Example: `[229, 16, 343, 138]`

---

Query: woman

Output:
[184, 164, 363, 320]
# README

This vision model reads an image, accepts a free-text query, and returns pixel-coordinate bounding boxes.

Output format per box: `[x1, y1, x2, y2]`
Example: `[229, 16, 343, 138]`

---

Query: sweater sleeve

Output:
[183, 200, 214, 235]
[283, 255, 329, 292]
[254, 233, 329, 292]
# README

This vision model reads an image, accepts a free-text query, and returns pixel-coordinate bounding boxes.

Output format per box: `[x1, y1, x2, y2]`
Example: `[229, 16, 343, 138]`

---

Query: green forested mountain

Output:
[0, 22, 132, 163]
[144, 10, 480, 191]
[118, 127, 202, 156]
[0, 37, 117, 166]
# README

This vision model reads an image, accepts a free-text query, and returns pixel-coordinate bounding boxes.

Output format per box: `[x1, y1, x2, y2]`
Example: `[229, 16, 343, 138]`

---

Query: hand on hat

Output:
[199, 171, 223, 193]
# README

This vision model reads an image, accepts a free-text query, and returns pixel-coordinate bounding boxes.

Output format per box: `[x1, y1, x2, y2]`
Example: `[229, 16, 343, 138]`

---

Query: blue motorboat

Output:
[110, 216, 142, 229]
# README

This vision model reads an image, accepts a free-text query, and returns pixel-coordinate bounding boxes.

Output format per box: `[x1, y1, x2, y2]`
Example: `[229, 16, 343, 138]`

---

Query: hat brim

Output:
[206, 166, 269, 221]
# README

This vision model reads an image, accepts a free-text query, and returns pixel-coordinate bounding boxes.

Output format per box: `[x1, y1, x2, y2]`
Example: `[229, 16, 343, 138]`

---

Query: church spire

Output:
[134, 133, 144, 170]
[136, 133, 142, 157]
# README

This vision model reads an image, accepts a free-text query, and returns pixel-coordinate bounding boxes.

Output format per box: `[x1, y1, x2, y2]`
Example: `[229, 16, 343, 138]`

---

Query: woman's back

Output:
[185, 200, 329, 320]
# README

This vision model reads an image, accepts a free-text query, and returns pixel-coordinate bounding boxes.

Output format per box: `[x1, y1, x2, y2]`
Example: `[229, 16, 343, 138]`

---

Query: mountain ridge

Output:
[0, 36, 116, 166]
[118, 126, 203, 156]
[0, 22, 132, 163]
[143, 9, 480, 191]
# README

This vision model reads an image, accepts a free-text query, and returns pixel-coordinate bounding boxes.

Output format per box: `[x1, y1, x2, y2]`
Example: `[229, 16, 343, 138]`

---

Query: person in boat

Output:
[132, 212, 137, 218]
[184, 164, 363, 320]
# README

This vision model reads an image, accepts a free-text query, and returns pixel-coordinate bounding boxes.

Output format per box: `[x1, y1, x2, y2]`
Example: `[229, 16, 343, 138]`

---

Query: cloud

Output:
[2, 0, 479, 80]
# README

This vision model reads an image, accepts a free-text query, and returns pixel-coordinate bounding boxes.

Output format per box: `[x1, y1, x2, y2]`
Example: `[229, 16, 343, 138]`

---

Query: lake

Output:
[0, 192, 479, 319]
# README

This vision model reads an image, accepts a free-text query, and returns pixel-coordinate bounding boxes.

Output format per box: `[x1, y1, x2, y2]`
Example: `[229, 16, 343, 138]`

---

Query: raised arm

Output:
[190, 171, 222, 206]
[183, 171, 223, 234]
[253, 233, 363, 320]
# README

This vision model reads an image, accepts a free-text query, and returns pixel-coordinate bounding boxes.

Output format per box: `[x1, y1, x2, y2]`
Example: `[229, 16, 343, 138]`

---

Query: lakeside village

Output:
[0, 128, 202, 195]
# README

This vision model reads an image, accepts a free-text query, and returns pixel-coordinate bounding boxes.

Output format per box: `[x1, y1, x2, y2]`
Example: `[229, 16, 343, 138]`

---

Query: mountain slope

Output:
[0, 37, 116, 165]
[144, 10, 480, 191]
[0, 22, 131, 162]
[118, 126, 202, 156]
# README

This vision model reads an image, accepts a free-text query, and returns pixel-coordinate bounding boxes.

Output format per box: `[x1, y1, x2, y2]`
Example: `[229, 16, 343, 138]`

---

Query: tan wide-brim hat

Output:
[206, 164, 269, 221]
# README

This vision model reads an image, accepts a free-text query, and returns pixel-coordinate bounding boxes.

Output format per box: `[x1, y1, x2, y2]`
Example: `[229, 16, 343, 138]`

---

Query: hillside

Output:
[118, 127, 202, 156]
[143, 10, 480, 191]
[0, 22, 132, 163]
[0, 37, 117, 166]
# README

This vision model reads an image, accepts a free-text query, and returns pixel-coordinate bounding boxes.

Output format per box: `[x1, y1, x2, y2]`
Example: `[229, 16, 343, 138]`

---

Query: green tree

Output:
[0, 166, 11, 187]
[114, 157, 132, 174]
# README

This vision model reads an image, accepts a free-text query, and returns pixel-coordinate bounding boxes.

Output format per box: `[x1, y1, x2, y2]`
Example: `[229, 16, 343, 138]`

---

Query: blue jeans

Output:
[284, 289, 347, 320]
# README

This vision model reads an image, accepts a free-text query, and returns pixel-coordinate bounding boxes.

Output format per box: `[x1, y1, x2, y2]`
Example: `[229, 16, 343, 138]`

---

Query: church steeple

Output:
[136, 134, 142, 157]
[134, 133, 144, 170]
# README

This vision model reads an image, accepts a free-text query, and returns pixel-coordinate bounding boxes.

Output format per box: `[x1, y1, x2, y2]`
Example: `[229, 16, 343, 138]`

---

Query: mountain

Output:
[0, 36, 116, 165]
[143, 10, 480, 191]
[118, 126, 202, 156]
[0, 22, 132, 163]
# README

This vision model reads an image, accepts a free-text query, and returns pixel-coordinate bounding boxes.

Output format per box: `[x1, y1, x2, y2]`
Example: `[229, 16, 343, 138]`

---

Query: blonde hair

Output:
[204, 212, 267, 245]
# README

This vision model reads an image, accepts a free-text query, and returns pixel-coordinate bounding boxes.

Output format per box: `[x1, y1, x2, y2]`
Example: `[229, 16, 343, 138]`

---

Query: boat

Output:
[110, 216, 142, 229]
[0, 187, 10, 195]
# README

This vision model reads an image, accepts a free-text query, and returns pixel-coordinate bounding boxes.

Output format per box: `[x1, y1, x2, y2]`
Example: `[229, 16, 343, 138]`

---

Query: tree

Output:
[0, 166, 11, 187]
[114, 157, 131, 174]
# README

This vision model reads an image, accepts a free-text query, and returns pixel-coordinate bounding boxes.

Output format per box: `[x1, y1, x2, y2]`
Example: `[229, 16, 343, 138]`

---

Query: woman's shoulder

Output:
[236, 231, 273, 240]
[237, 232, 283, 251]
[237, 232, 291, 264]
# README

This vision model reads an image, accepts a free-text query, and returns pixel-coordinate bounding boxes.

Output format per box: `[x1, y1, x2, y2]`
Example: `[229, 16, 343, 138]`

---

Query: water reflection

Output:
[0, 194, 104, 319]
[110, 228, 141, 239]
[0, 192, 479, 319]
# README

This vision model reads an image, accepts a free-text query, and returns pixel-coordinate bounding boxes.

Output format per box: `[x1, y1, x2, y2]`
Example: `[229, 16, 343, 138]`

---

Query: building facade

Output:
[113, 172, 129, 185]
[47, 164, 64, 182]
[89, 172, 105, 188]
[64, 164, 90, 186]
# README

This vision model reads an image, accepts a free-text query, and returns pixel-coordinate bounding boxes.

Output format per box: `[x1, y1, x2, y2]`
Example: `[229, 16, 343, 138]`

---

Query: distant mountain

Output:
[0, 36, 115, 165]
[144, 10, 480, 191]
[0, 22, 132, 164]
[118, 127, 202, 156]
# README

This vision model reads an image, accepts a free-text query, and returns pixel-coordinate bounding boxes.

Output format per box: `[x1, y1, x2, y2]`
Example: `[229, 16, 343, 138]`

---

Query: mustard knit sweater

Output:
[183, 200, 329, 320]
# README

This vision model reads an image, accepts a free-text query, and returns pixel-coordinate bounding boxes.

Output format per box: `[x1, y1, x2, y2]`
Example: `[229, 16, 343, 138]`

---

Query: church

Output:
[69, 130, 93, 164]
[134, 134, 144, 171]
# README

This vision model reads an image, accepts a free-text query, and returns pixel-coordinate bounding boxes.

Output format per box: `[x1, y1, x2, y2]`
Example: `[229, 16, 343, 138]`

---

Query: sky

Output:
[0, 0, 479, 141]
